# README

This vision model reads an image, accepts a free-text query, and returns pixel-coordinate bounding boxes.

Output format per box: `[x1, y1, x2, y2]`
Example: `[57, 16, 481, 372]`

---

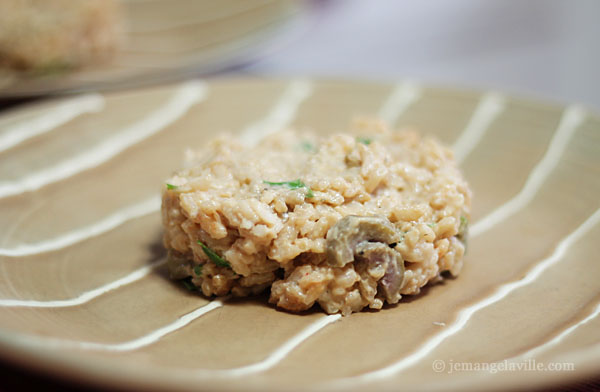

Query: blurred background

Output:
[1, 0, 599, 109]
[246, 0, 600, 110]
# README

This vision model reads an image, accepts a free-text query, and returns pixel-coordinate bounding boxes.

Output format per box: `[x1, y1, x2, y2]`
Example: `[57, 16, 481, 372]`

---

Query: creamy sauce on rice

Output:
[162, 119, 471, 315]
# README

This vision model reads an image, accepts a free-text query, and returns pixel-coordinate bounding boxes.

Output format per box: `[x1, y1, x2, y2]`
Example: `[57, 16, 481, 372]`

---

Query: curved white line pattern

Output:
[0, 80, 331, 375]
[377, 81, 421, 126]
[0, 79, 312, 308]
[7, 299, 223, 352]
[0, 199, 46, 297]
[0, 258, 165, 307]
[512, 301, 600, 360]
[0, 85, 594, 385]
[335, 208, 600, 383]
[239, 79, 313, 146]
[324, 106, 590, 382]
[0, 196, 160, 257]
[452, 92, 505, 163]
[81, 299, 222, 352]
[0, 81, 208, 199]
[206, 315, 341, 377]
[553, 338, 600, 364]
[471, 105, 586, 237]
[0, 94, 105, 154]
[2, 306, 338, 379]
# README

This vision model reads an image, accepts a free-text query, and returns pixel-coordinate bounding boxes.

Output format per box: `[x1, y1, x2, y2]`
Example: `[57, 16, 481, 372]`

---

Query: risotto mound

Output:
[162, 120, 471, 315]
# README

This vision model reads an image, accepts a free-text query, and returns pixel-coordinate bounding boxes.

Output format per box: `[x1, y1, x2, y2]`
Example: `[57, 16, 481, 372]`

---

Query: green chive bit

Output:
[356, 136, 372, 145]
[197, 241, 231, 268]
[166, 183, 178, 190]
[182, 278, 196, 291]
[263, 179, 301, 188]
[457, 215, 469, 253]
[194, 265, 203, 276]
[263, 179, 314, 199]
[459, 215, 468, 233]
[427, 223, 436, 228]
[300, 141, 316, 152]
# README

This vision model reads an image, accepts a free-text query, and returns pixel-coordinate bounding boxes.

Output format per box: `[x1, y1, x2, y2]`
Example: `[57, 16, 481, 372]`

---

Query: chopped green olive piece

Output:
[197, 241, 231, 268]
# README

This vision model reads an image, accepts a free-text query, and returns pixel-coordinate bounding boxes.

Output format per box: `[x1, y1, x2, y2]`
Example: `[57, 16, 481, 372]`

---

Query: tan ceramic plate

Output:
[0, 79, 598, 391]
[0, 0, 306, 97]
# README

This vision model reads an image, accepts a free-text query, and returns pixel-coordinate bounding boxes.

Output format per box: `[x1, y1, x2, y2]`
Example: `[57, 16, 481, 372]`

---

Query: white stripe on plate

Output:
[0, 94, 105, 154]
[0, 258, 166, 307]
[7, 299, 223, 352]
[471, 105, 586, 237]
[452, 92, 505, 164]
[0, 81, 208, 199]
[239, 79, 313, 146]
[0, 196, 160, 257]
[377, 80, 421, 126]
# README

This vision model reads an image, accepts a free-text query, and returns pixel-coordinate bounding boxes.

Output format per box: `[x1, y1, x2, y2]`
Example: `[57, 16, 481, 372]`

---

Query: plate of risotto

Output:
[0, 0, 306, 97]
[0, 79, 598, 391]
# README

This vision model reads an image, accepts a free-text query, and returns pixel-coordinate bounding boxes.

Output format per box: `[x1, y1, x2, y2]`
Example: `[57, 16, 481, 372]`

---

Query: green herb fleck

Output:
[182, 277, 196, 291]
[30, 60, 71, 76]
[166, 183, 178, 190]
[299, 141, 316, 152]
[457, 215, 469, 253]
[427, 223, 436, 228]
[263, 179, 314, 199]
[356, 136, 372, 145]
[197, 241, 231, 268]
[263, 179, 303, 187]
[459, 215, 468, 234]
[194, 265, 203, 276]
